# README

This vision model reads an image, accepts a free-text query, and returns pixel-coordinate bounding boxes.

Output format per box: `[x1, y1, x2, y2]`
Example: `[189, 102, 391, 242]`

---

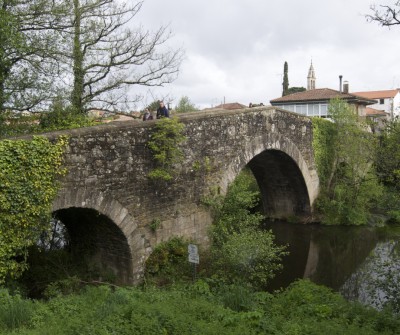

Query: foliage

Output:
[147, 116, 187, 181]
[282, 61, 289, 96]
[144, 237, 192, 286]
[376, 118, 400, 190]
[0, 0, 59, 113]
[206, 168, 287, 289]
[312, 98, 384, 225]
[1, 281, 400, 334]
[0, 112, 41, 139]
[39, 98, 95, 131]
[0, 136, 68, 282]
[0, 98, 95, 139]
[149, 218, 162, 232]
[287, 86, 306, 94]
[0, 289, 36, 331]
[175, 96, 198, 113]
[212, 230, 286, 289]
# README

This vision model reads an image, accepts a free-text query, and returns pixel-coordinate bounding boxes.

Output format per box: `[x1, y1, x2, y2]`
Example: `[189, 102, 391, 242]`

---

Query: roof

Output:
[365, 107, 389, 117]
[206, 102, 247, 110]
[352, 89, 400, 100]
[270, 88, 376, 105]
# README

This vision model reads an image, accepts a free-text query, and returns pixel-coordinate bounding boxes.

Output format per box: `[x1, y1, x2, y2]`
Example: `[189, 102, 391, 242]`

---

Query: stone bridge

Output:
[45, 107, 319, 284]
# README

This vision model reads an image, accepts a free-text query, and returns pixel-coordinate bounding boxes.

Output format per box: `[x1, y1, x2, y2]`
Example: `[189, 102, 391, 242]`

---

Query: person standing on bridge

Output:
[156, 100, 169, 119]
[142, 108, 153, 121]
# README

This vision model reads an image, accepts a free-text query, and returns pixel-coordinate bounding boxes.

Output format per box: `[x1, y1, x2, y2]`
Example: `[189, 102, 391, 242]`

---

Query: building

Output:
[270, 88, 376, 118]
[204, 102, 247, 111]
[270, 62, 376, 117]
[351, 89, 400, 119]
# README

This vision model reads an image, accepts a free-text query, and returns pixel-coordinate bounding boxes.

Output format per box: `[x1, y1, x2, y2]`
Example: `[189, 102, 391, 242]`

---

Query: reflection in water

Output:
[340, 240, 400, 310]
[265, 221, 400, 308]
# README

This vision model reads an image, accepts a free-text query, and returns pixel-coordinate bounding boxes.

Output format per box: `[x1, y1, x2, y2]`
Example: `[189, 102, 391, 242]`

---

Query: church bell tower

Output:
[307, 61, 316, 90]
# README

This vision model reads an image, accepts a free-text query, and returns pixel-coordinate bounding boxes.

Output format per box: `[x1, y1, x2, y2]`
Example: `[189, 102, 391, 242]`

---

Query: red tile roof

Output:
[206, 102, 247, 110]
[270, 88, 376, 105]
[352, 89, 400, 99]
[365, 107, 388, 117]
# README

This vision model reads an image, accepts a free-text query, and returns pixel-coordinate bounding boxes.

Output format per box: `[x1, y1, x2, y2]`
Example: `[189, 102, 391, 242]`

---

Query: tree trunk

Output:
[71, 0, 84, 114]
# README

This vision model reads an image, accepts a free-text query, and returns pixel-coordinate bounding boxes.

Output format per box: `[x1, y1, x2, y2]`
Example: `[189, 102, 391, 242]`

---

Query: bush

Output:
[39, 107, 94, 131]
[207, 168, 287, 289]
[144, 237, 192, 286]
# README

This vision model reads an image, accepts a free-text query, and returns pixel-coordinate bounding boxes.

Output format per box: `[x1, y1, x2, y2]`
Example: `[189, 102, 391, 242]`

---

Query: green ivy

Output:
[0, 136, 68, 282]
[147, 117, 187, 181]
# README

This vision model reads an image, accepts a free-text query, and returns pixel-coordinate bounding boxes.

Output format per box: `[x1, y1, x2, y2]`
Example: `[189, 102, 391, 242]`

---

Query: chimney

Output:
[343, 81, 349, 94]
[339, 75, 343, 93]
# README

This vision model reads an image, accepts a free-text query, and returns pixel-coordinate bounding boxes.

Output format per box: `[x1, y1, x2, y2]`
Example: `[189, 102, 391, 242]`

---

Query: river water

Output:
[265, 221, 400, 309]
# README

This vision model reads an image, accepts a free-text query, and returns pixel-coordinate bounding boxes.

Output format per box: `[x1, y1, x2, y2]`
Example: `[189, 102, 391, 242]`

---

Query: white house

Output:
[352, 89, 400, 119]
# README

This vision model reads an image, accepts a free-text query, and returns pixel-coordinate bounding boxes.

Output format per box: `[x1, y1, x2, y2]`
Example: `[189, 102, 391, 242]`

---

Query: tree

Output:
[313, 98, 383, 225]
[282, 61, 289, 96]
[55, 0, 183, 114]
[0, 0, 61, 113]
[376, 118, 400, 190]
[287, 87, 306, 95]
[367, 1, 400, 27]
[175, 96, 197, 113]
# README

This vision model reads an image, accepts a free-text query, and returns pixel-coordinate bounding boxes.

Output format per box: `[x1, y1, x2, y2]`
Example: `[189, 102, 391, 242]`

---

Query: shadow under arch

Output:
[52, 190, 144, 284]
[248, 149, 310, 219]
[53, 207, 133, 284]
[221, 131, 318, 220]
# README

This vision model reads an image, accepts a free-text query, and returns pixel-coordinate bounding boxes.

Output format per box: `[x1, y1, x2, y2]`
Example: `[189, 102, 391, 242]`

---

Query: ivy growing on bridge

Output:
[0, 136, 68, 283]
[147, 117, 187, 181]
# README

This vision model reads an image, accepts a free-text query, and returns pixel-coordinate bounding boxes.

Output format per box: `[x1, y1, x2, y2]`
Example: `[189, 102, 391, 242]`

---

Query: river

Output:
[265, 221, 400, 309]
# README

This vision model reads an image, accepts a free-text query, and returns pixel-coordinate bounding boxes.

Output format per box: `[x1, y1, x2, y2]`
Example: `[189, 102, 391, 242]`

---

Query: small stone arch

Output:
[52, 188, 146, 284]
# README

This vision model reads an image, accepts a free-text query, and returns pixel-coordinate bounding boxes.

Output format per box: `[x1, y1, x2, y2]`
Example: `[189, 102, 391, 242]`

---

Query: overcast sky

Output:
[134, 0, 400, 109]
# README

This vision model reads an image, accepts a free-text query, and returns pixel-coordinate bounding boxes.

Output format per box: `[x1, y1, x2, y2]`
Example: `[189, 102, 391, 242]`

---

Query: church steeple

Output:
[307, 61, 316, 90]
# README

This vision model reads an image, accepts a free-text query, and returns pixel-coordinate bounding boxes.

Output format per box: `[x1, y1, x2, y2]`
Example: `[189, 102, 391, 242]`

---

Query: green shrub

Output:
[144, 237, 191, 286]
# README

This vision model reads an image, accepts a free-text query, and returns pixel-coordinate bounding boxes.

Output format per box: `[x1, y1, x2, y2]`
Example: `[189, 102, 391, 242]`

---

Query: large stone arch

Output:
[52, 188, 146, 284]
[220, 131, 319, 219]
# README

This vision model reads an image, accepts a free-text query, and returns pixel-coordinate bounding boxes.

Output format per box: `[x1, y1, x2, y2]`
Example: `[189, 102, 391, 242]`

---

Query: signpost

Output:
[188, 244, 199, 281]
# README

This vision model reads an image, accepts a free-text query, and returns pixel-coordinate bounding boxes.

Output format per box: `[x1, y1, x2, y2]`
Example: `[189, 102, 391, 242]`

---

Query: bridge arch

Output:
[52, 189, 145, 284]
[220, 131, 318, 219]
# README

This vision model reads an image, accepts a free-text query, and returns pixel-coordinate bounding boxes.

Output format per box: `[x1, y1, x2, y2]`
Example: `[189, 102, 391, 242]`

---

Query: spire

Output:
[307, 61, 316, 90]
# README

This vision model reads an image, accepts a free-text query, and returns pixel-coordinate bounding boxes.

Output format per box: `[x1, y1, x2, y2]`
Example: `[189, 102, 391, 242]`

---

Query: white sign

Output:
[188, 244, 198, 256]
[188, 253, 199, 264]
[188, 244, 199, 264]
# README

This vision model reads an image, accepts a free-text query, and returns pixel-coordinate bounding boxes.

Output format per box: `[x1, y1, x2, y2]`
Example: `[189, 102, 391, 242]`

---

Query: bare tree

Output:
[367, 1, 400, 27]
[57, 0, 184, 114]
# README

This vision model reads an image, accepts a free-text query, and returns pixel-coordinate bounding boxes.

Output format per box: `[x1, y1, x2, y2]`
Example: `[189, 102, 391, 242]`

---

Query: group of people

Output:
[142, 101, 169, 121]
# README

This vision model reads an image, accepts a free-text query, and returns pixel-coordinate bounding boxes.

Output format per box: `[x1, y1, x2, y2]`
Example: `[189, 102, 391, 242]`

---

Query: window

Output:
[380, 98, 384, 104]
[309, 104, 320, 116]
[295, 105, 307, 115]
[320, 104, 328, 116]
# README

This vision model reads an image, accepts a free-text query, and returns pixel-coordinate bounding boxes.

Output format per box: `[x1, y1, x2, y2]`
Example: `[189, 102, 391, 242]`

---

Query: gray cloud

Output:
[133, 0, 400, 109]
